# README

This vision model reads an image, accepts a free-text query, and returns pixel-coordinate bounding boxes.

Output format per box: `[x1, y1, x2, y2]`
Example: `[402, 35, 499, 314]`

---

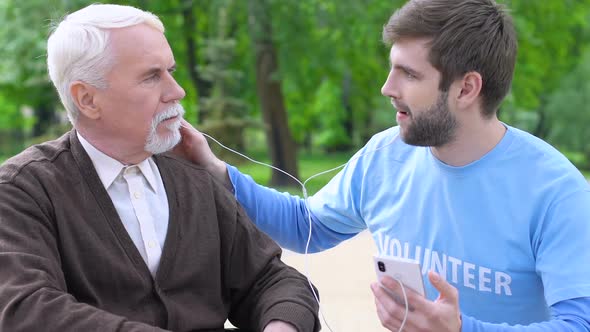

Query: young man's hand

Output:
[370, 271, 462, 332]
[172, 120, 231, 186]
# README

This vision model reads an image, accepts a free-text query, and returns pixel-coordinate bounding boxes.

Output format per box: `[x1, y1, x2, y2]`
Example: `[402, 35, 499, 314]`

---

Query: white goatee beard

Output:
[144, 103, 185, 155]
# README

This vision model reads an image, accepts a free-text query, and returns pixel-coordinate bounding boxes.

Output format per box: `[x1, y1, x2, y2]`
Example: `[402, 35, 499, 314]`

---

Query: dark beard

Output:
[400, 91, 457, 147]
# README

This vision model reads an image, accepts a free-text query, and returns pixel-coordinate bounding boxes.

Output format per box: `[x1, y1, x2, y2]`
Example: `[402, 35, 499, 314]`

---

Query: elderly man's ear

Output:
[70, 81, 101, 120]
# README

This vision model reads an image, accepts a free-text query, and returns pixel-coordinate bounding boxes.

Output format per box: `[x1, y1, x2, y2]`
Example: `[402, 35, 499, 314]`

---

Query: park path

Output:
[224, 231, 385, 331]
[282, 231, 386, 331]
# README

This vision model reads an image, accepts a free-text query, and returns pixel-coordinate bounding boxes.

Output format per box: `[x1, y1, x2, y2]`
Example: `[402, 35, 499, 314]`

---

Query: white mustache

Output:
[154, 103, 185, 124]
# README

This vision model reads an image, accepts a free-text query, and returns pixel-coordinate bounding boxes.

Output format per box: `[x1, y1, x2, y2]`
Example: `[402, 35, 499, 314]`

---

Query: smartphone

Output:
[373, 255, 426, 297]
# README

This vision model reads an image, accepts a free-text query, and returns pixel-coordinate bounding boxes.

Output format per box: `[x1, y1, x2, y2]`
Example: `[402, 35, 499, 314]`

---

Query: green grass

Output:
[561, 150, 590, 179]
[234, 151, 354, 196]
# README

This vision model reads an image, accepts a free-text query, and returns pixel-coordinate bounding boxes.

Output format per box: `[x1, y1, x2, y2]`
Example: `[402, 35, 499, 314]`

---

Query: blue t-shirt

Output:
[228, 125, 590, 329]
[308, 125, 590, 324]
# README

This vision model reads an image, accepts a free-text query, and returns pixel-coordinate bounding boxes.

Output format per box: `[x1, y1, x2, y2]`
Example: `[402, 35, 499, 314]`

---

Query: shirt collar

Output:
[137, 159, 160, 194]
[77, 132, 159, 193]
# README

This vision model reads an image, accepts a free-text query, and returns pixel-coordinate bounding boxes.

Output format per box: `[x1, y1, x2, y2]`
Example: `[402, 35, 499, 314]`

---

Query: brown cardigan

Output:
[0, 130, 320, 332]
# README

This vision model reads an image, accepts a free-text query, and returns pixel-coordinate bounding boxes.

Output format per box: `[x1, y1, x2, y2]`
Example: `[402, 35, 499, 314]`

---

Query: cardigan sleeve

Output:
[0, 182, 171, 332]
[214, 184, 320, 332]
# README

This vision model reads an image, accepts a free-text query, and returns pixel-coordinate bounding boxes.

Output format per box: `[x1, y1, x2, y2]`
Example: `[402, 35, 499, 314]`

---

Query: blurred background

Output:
[1, 0, 590, 188]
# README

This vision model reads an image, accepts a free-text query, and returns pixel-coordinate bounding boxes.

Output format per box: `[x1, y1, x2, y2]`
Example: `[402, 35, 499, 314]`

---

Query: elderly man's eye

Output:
[146, 74, 160, 82]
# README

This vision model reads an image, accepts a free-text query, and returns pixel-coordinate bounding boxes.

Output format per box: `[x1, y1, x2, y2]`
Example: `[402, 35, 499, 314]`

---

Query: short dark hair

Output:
[383, 0, 518, 117]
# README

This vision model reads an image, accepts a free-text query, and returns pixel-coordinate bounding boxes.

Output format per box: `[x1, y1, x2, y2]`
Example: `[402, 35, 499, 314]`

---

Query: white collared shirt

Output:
[77, 133, 169, 277]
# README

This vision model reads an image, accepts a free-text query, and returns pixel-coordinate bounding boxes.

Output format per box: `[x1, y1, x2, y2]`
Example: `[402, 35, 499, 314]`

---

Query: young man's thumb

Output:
[429, 271, 459, 304]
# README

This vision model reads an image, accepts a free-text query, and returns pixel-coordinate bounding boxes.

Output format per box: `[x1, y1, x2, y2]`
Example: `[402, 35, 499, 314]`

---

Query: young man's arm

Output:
[461, 297, 590, 332]
[227, 164, 357, 252]
[174, 121, 357, 252]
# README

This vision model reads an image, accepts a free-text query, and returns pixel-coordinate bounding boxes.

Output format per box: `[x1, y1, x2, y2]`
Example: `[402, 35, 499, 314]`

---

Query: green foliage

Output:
[197, 0, 253, 162]
[546, 47, 590, 169]
[272, 0, 403, 149]
[0, 0, 89, 104]
[0, 0, 94, 147]
[1, 0, 590, 166]
[310, 79, 351, 150]
[501, 0, 590, 133]
[0, 95, 26, 130]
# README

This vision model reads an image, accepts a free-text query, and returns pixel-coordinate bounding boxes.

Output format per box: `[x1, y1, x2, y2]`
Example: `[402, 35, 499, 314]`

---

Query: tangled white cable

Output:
[180, 124, 409, 332]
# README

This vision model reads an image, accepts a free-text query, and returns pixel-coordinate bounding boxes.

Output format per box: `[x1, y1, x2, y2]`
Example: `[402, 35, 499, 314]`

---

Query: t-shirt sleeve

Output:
[534, 189, 590, 305]
[307, 148, 370, 234]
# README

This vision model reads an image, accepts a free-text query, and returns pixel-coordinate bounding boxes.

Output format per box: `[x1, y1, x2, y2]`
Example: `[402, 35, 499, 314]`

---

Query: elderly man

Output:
[0, 4, 319, 332]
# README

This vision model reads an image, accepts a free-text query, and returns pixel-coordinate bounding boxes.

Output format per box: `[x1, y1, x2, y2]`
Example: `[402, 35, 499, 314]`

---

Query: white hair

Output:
[47, 4, 164, 124]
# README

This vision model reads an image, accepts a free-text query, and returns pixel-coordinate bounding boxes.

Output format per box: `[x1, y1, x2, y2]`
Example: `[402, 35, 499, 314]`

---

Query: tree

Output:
[198, 0, 256, 162]
[269, 0, 403, 150]
[546, 47, 590, 168]
[248, 0, 299, 186]
[501, 0, 590, 138]
[2, 0, 590, 170]
[176, 0, 213, 123]
[0, 0, 67, 138]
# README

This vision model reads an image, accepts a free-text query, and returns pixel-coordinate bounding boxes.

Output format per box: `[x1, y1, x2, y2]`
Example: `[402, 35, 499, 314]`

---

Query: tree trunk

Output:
[32, 104, 55, 137]
[533, 96, 550, 139]
[248, 0, 299, 187]
[533, 109, 549, 139]
[181, 1, 212, 123]
[341, 70, 354, 149]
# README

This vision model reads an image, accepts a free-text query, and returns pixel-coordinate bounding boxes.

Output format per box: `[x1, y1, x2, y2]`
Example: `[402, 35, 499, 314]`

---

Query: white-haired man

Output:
[0, 4, 319, 332]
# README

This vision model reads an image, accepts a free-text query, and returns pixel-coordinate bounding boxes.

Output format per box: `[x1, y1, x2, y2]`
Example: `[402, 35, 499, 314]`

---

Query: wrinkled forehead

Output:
[109, 24, 172, 56]
[106, 24, 175, 70]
